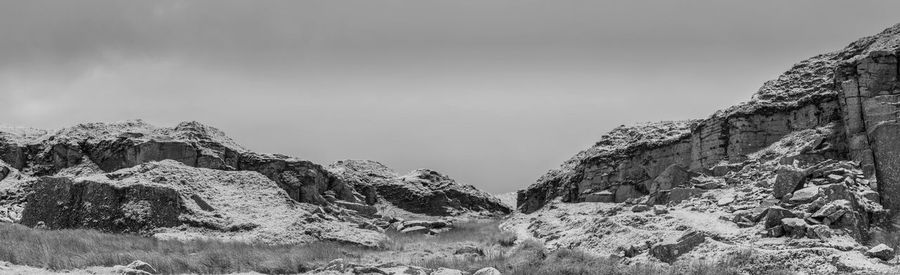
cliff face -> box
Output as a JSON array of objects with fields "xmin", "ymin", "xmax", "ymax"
[{"xmin": 518, "ymin": 24, "xmax": 900, "ymax": 214}]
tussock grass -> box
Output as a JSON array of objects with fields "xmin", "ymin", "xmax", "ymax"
[
  {"xmin": 0, "ymin": 220, "xmax": 809, "ymax": 275},
  {"xmin": 0, "ymin": 223, "xmax": 362, "ymax": 274}
]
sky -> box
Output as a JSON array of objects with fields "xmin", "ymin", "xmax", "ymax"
[{"xmin": 2, "ymin": 1, "xmax": 900, "ymax": 193}]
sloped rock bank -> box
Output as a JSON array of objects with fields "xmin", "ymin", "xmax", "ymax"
[
  {"xmin": 17, "ymin": 160, "xmax": 385, "ymax": 246},
  {"xmin": 329, "ymin": 160, "xmax": 511, "ymax": 216}
]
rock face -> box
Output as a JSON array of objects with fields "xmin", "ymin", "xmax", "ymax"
[
  {"xmin": 0, "ymin": 120, "xmax": 354, "ymax": 206},
  {"xmin": 517, "ymin": 23, "xmax": 900, "ymax": 215},
  {"xmin": 329, "ymin": 160, "xmax": 511, "ymax": 216}
]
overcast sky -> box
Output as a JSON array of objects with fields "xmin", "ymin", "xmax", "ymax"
[{"xmin": 2, "ymin": 1, "xmax": 900, "ymax": 193}]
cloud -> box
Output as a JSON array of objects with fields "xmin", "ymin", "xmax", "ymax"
[{"xmin": 2, "ymin": 1, "xmax": 900, "ymax": 193}]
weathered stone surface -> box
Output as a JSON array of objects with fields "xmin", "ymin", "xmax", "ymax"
[
  {"xmin": 774, "ymin": 166, "xmax": 807, "ymax": 199},
  {"xmin": 650, "ymin": 164, "xmax": 691, "ymax": 194},
  {"xmin": 473, "ymin": 267, "xmax": 502, "ymax": 275},
  {"xmin": 584, "ymin": 191, "xmax": 614, "ymax": 203},
  {"xmin": 867, "ymin": 244, "xmax": 895, "ymax": 261},
  {"xmin": 789, "ymin": 186, "xmax": 820, "ymax": 204},
  {"xmin": 20, "ymin": 177, "xmax": 186, "ymax": 233},
  {"xmin": 649, "ymin": 231, "xmax": 706, "ymax": 263},
  {"xmin": 870, "ymin": 122, "xmax": 900, "ymax": 212},
  {"xmin": 667, "ymin": 188, "xmax": 704, "ymax": 204},
  {"xmin": 763, "ymin": 207, "xmax": 796, "ymax": 229},
  {"xmin": 330, "ymin": 160, "xmax": 511, "ymax": 216},
  {"xmin": 781, "ymin": 218, "xmax": 809, "ymax": 238}
]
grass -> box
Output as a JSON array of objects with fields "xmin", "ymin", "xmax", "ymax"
[
  {"xmin": 0, "ymin": 223, "xmax": 362, "ymax": 274},
  {"xmin": 0, "ymin": 220, "xmax": 817, "ymax": 275}
]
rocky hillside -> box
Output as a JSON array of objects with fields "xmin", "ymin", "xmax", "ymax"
[
  {"xmin": 509, "ymin": 23, "xmax": 900, "ymax": 273},
  {"xmin": 0, "ymin": 120, "xmax": 508, "ymax": 245},
  {"xmin": 328, "ymin": 159, "xmax": 511, "ymax": 216}
]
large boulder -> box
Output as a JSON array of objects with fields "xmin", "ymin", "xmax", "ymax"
[
  {"xmin": 329, "ymin": 160, "xmax": 511, "ymax": 216},
  {"xmin": 866, "ymin": 244, "xmax": 895, "ymax": 261},
  {"xmin": 650, "ymin": 231, "xmax": 706, "ymax": 263},
  {"xmin": 774, "ymin": 166, "xmax": 807, "ymax": 199}
]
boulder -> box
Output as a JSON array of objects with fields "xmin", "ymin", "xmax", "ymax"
[
  {"xmin": 125, "ymin": 261, "xmax": 157, "ymax": 274},
  {"xmin": 789, "ymin": 186, "xmax": 820, "ymax": 204},
  {"xmin": 811, "ymin": 200, "xmax": 851, "ymax": 225},
  {"xmin": 781, "ymin": 218, "xmax": 809, "ymax": 238},
  {"xmin": 473, "ymin": 267, "xmax": 502, "ymax": 275},
  {"xmin": 650, "ymin": 231, "xmax": 706, "ymax": 263},
  {"xmin": 866, "ymin": 244, "xmax": 895, "ymax": 261},
  {"xmin": 774, "ymin": 166, "xmax": 807, "ymax": 199},
  {"xmin": 763, "ymin": 207, "xmax": 796, "ymax": 229},
  {"xmin": 806, "ymin": 224, "xmax": 833, "ymax": 239}
]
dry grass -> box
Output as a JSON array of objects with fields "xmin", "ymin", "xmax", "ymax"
[
  {"xmin": 0, "ymin": 220, "xmax": 809, "ymax": 275},
  {"xmin": 0, "ymin": 223, "xmax": 363, "ymax": 274}
]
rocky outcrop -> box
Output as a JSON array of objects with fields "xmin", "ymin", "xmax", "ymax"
[
  {"xmin": 517, "ymin": 24, "xmax": 900, "ymax": 214},
  {"xmin": 17, "ymin": 160, "xmax": 385, "ymax": 246},
  {"xmin": 20, "ymin": 177, "xmax": 186, "ymax": 232},
  {"xmin": 329, "ymin": 160, "xmax": 511, "ymax": 216},
  {"xmin": 0, "ymin": 120, "xmax": 357, "ymax": 206}
]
